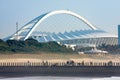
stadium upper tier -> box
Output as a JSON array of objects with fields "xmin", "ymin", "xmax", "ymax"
[{"xmin": 31, "ymin": 29, "xmax": 118, "ymax": 46}]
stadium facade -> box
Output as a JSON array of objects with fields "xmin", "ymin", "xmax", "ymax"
[{"xmin": 8, "ymin": 10, "xmax": 118, "ymax": 47}]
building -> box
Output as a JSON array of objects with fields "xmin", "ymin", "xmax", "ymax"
[{"xmin": 118, "ymin": 25, "xmax": 120, "ymax": 46}]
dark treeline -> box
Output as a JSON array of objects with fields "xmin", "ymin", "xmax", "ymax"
[
  {"xmin": 0, "ymin": 38, "xmax": 120, "ymax": 54},
  {"xmin": 0, "ymin": 38, "xmax": 74, "ymax": 53}
]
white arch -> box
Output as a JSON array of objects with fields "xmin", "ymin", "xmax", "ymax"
[{"xmin": 24, "ymin": 10, "xmax": 97, "ymax": 40}]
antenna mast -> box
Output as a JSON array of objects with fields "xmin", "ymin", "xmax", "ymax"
[{"xmin": 16, "ymin": 22, "xmax": 18, "ymax": 40}]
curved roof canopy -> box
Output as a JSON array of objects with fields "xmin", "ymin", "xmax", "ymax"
[
  {"xmin": 31, "ymin": 29, "xmax": 117, "ymax": 42},
  {"xmin": 9, "ymin": 10, "xmax": 97, "ymax": 40}
]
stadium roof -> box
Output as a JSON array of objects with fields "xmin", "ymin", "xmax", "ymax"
[{"xmin": 31, "ymin": 29, "xmax": 117, "ymax": 42}]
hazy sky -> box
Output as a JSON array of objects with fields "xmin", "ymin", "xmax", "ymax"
[{"xmin": 0, "ymin": 0, "xmax": 120, "ymax": 38}]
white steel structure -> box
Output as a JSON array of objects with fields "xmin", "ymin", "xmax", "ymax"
[{"xmin": 8, "ymin": 10, "xmax": 118, "ymax": 46}]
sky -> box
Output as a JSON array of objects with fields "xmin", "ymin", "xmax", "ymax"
[{"xmin": 0, "ymin": 0, "xmax": 120, "ymax": 38}]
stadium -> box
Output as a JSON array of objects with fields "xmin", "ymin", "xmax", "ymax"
[{"xmin": 8, "ymin": 10, "xmax": 118, "ymax": 47}]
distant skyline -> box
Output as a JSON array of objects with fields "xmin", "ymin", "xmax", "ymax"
[{"xmin": 0, "ymin": 0, "xmax": 120, "ymax": 38}]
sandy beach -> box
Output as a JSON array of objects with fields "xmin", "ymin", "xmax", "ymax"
[{"xmin": 0, "ymin": 53, "xmax": 120, "ymax": 63}]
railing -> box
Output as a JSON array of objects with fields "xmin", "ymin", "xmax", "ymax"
[{"xmin": 0, "ymin": 61, "xmax": 120, "ymax": 67}]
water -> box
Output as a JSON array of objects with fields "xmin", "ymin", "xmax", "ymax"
[{"xmin": 0, "ymin": 76, "xmax": 119, "ymax": 80}]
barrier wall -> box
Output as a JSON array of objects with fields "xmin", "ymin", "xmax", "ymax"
[{"xmin": 0, "ymin": 61, "xmax": 119, "ymax": 67}]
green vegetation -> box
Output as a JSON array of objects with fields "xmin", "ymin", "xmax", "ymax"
[
  {"xmin": 98, "ymin": 44, "xmax": 120, "ymax": 54},
  {"xmin": 0, "ymin": 38, "xmax": 74, "ymax": 53}
]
